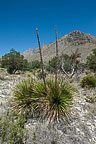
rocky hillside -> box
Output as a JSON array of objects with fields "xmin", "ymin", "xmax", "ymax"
[{"xmin": 23, "ymin": 31, "xmax": 96, "ymax": 63}]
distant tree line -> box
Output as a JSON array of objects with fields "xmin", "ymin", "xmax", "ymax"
[
  {"xmin": 1, "ymin": 48, "xmax": 41, "ymax": 74},
  {"xmin": 0, "ymin": 48, "xmax": 96, "ymax": 74}
]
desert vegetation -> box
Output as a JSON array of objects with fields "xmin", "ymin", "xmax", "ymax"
[
  {"xmin": 13, "ymin": 78, "xmax": 74, "ymax": 122},
  {"xmin": 0, "ymin": 110, "xmax": 27, "ymax": 144},
  {"xmin": 80, "ymin": 75, "xmax": 96, "ymax": 88},
  {"xmin": 86, "ymin": 48, "xmax": 96, "ymax": 72},
  {"xmin": 1, "ymin": 48, "xmax": 28, "ymax": 74},
  {"xmin": 0, "ymin": 29, "xmax": 96, "ymax": 144}
]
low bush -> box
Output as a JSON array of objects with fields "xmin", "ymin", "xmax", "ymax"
[
  {"xmin": 25, "ymin": 60, "xmax": 41, "ymax": 72},
  {"xmin": 86, "ymin": 48, "xmax": 96, "ymax": 72},
  {"xmin": 13, "ymin": 78, "xmax": 74, "ymax": 122},
  {"xmin": 0, "ymin": 110, "xmax": 27, "ymax": 144},
  {"xmin": 80, "ymin": 75, "xmax": 96, "ymax": 88},
  {"xmin": 1, "ymin": 48, "xmax": 28, "ymax": 74}
]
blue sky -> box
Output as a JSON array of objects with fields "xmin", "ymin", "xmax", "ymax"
[{"xmin": 0, "ymin": 0, "xmax": 96, "ymax": 56}]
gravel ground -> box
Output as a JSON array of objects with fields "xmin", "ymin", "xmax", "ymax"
[{"xmin": 0, "ymin": 72, "xmax": 96, "ymax": 144}]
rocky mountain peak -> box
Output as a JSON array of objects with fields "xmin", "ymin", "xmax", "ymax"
[
  {"xmin": 23, "ymin": 31, "xmax": 96, "ymax": 63},
  {"xmin": 66, "ymin": 31, "xmax": 96, "ymax": 45},
  {"xmin": 69, "ymin": 30, "xmax": 85, "ymax": 36}
]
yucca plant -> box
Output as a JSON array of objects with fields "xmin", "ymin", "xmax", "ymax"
[
  {"xmin": 13, "ymin": 78, "xmax": 36, "ymax": 115},
  {"xmin": 13, "ymin": 78, "xmax": 73, "ymax": 122},
  {"xmin": 35, "ymin": 79, "xmax": 73, "ymax": 122}
]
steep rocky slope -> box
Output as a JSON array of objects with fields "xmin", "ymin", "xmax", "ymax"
[{"xmin": 23, "ymin": 31, "xmax": 96, "ymax": 63}]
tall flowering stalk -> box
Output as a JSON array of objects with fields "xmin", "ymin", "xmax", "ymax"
[
  {"xmin": 36, "ymin": 28, "xmax": 46, "ymax": 91},
  {"xmin": 55, "ymin": 26, "xmax": 59, "ymax": 87}
]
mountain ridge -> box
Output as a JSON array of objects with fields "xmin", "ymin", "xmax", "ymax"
[{"xmin": 23, "ymin": 31, "xmax": 96, "ymax": 63}]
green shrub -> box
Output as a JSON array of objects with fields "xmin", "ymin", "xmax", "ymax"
[
  {"xmin": 46, "ymin": 53, "xmax": 80, "ymax": 74},
  {"xmin": 0, "ymin": 110, "xmax": 27, "ymax": 144},
  {"xmin": 13, "ymin": 78, "xmax": 74, "ymax": 122},
  {"xmin": 31, "ymin": 60, "xmax": 41, "ymax": 69},
  {"xmin": 86, "ymin": 48, "xmax": 96, "ymax": 72},
  {"xmin": 80, "ymin": 75, "xmax": 96, "ymax": 88},
  {"xmin": 25, "ymin": 60, "xmax": 41, "ymax": 72},
  {"xmin": 46, "ymin": 57, "xmax": 57, "ymax": 73},
  {"xmin": 1, "ymin": 48, "xmax": 28, "ymax": 74}
]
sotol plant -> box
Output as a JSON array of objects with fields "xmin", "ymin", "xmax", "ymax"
[
  {"xmin": 13, "ymin": 78, "xmax": 35, "ymax": 115},
  {"xmin": 13, "ymin": 78, "xmax": 74, "ymax": 122},
  {"xmin": 36, "ymin": 79, "xmax": 74, "ymax": 122}
]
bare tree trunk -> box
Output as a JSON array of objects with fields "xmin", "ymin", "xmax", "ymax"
[
  {"xmin": 61, "ymin": 57, "xmax": 75, "ymax": 78},
  {"xmin": 55, "ymin": 26, "xmax": 59, "ymax": 87},
  {"xmin": 36, "ymin": 28, "xmax": 46, "ymax": 91},
  {"xmin": 61, "ymin": 48, "xmax": 80, "ymax": 79}
]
